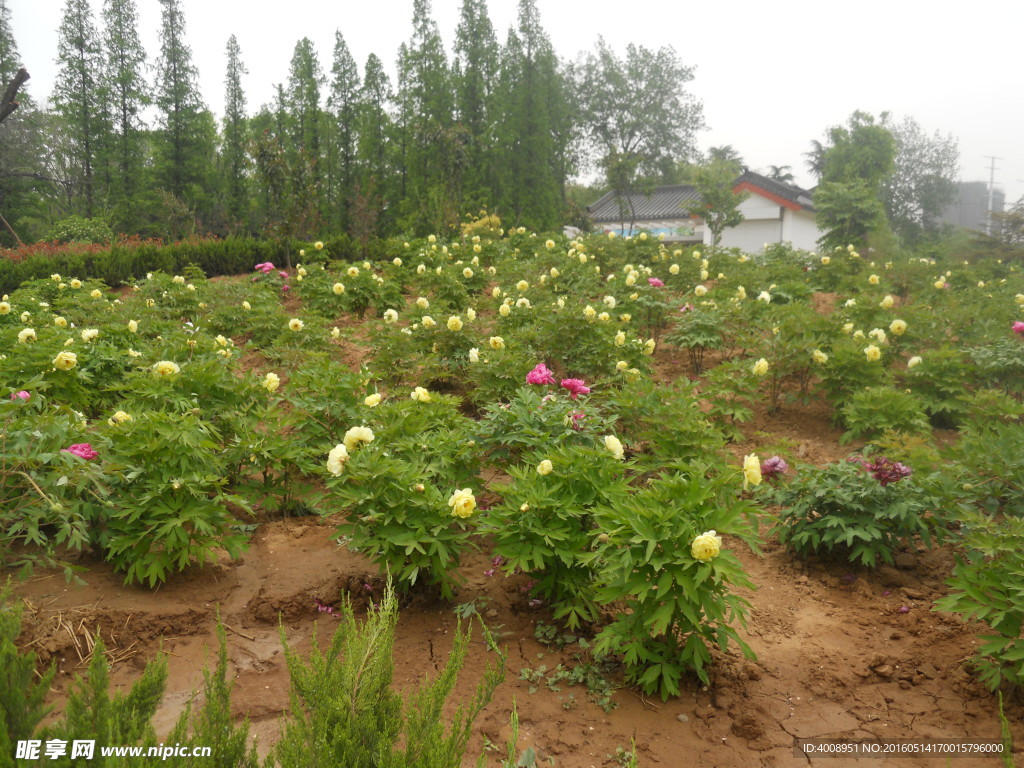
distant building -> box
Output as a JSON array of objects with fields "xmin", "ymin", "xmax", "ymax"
[
  {"xmin": 940, "ymin": 181, "xmax": 1005, "ymax": 235},
  {"xmin": 587, "ymin": 170, "xmax": 823, "ymax": 251}
]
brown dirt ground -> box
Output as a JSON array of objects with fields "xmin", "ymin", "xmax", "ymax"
[{"xmin": 10, "ymin": 291, "xmax": 1024, "ymax": 768}]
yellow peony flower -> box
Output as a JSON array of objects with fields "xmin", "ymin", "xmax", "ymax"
[
  {"xmin": 597, "ymin": 310, "xmax": 609, "ymax": 321},
  {"xmin": 0, "ymin": 301, "xmax": 9, "ymax": 314},
  {"xmin": 616, "ymin": 360, "xmax": 628, "ymax": 371},
  {"xmin": 545, "ymin": 239, "xmax": 555, "ymax": 249},
  {"xmin": 333, "ymin": 282, "xmax": 345, "ymax": 295},
  {"xmin": 90, "ymin": 289, "xmax": 103, "ymax": 299},
  {"xmin": 463, "ymin": 267, "xmax": 474, "ymax": 279},
  {"xmin": 107, "ymin": 410, "xmax": 133, "ymax": 426},
  {"xmin": 489, "ymin": 336, "xmax": 504, "ymax": 350},
  {"xmin": 416, "ymin": 296, "xmax": 429, "ymax": 310},
  {"xmin": 907, "ymin": 355, "xmax": 923, "ymax": 369},
  {"xmin": 53, "ymin": 350, "xmax": 78, "ymax": 370},
  {"xmin": 17, "ymin": 328, "xmax": 36, "ymax": 343},
  {"xmin": 343, "ymin": 426, "xmax": 374, "ymax": 451},
  {"xmin": 331, "ymin": 327, "xmax": 341, "ymax": 339},
  {"xmin": 421, "ymin": 315, "xmax": 436, "ymax": 329},
  {"xmin": 70, "ymin": 279, "xmax": 83, "ymax": 289},
  {"xmin": 583, "ymin": 305, "xmax": 596, "ymax": 321},
  {"xmin": 289, "ymin": 318, "xmax": 304, "ymax": 332},
  {"xmin": 604, "ymin": 434, "xmax": 624, "ymax": 460},
  {"xmin": 80, "ymin": 328, "xmax": 98, "ymax": 342},
  {"xmin": 152, "ymin": 360, "xmax": 180, "ymax": 376},
  {"xmin": 468, "ymin": 347, "xmax": 479, "ymax": 363},
  {"xmin": 643, "ymin": 338, "xmax": 656, "ymax": 355},
  {"xmin": 364, "ymin": 393, "xmax": 382, "ymax": 407},
  {"xmin": 326, "ymin": 444, "xmax": 349, "ymax": 476},
  {"xmin": 889, "ymin": 319, "xmax": 907, "ymax": 336},
  {"xmin": 346, "ymin": 266, "xmax": 359, "ymax": 278},
  {"xmin": 537, "ymin": 459, "xmax": 553, "ymax": 476},
  {"xmin": 550, "ymin": 267, "xmax": 560, "ymax": 279},
  {"xmin": 694, "ymin": 285, "xmax": 708, "ymax": 297},
  {"xmin": 410, "ymin": 386, "xmax": 431, "ymax": 403},
  {"xmin": 447, "ymin": 315, "xmax": 463, "ymax": 332},
  {"xmin": 812, "ymin": 349, "xmax": 829, "ymax": 364},
  {"xmin": 864, "ymin": 344, "xmax": 881, "ymax": 362},
  {"xmin": 742, "ymin": 454, "xmax": 761, "ymax": 489},
  {"xmin": 262, "ymin": 372, "xmax": 280, "ymax": 392},
  {"xmin": 54, "ymin": 316, "xmax": 68, "ymax": 327},
  {"xmin": 868, "ymin": 328, "xmax": 887, "ymax": 344},
  {"xmin": 448, "ymin": 488, "xmax": 476, "ymax": 519},
  {"xmin": 669, "ymin": 263, "xmax": 680, "ymax": 274},
  {"xmin": 614, "ymin": 331, "xmax": 626, "ymax": 347},
  {"xmin": 879, "ymin": 295, "xmax": 894, "ymax": 309},
  {"xmin": 516, "ymin": 280, "xmax": 529, "ymax": 292},
  {"xmin": 751, "ymin": 357, "xmax": 769, "ymax": 376},
  {"xmin": 691, "ymin": 530, "xmax": 723, "ymax": 561},
  {"xmin": 933, "ymin": 280, "xmax": 945, "ymax": 289},
  {"xmin": 868, "ymin": 274, "xmax": 880, "ymax": 285}
]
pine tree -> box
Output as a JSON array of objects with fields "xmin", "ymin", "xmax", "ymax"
[
  {"xmin": 222, "ymin": 34, "xmax": 249, "ymax": 228},
  {"xmin": 453, "ymin": 0, "xmax": 499, "ymax": 211},
  {"xmin": 101, "ymin": 0, "xmax": 148, "ymax": 230},
  {"xmin": 52, "ymin": 0, "xmax": 108, "ymax": 217},
  {"xmin": 153, "ymin": 0, "xmax": 214, "ymax": 219},
  {"xmin": 286, "ymin": 37, "xmax": 323, "ymax": 160},
  {"xmin": 326, "ymin": 30, "xmax": 359, "ymax": 234}
]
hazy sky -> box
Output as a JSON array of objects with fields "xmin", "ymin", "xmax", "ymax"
[{"xmin": 8, "ymin": 0, "xmax": 1024, "ymax": 204}]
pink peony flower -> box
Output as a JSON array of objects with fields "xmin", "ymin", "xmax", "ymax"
[
  {"xmin": 569, "ymin": 410, "xmax": 586, "ymax": 431},
  {"xmin": 281, "ymin": 285, "xmax": 290, "ymax": 292},
  {"xmin": 679, "ymin": 303, "xmax": 694, "ymax": 313},
  {"xmin": 62, "ymin": 443, "xmax": 98, "ymax": 461},
  {"xmin": 526, "ymin": 362, "xmax": 556, "ymax": 386},
  {"xmin": 1013, "ymin": 321, "xmax": 1024, "ymax": 336},
  {"xmin": 648, "ymin": 277, "xmax": 664, "ymax": 287},
  {"xmin": 560, "ymin": 378, "xmax": 590, "ymax": 398},
  {"xmin": 278, "ymin": 271, "xmax": 289, "ymax": 278},
  {"xmin": 10, "ymin": 391, "xmax": 30, "ymax": 401}
]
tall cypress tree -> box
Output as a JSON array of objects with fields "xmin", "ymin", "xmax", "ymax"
[
  {"xmin": 326, "ymin": 31, "xmax": 359, "ymax": 234},
  {"xmin": 153, "ymin": 0, "xmax": 213, "ymax": 217},
  {"xmin": 494, "ymin": 0, "xmax": 570, "ymax": 230},
  {"xmin": 222, "ymin": 34, "xmax": 249, "ymax": 228},
  {"xmin": 395, "ymin": 0, "xmax": 457, "ymax": 233},
  {"xmin": 101, "ymin": 0, "xmax": 148, "ymax": 229},
  {"xmin": 53, "ymin": 0, "xmax": 107, "ymax": 217},
  {"xmin": 0, "ymin": 0, "xmax": 21, "ymax": 87},
  {"xmin": 453, "ymin": 0, "xmax": 499, "ymax": 211},
  {"xmin": 354, "ymin": 53, "xmax": 393, "ymax": 236},
  {"xmin": 285, "ymin": 38, "xmax": 323, "ymax": 236}
]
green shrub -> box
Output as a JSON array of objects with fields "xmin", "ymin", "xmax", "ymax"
[
  {"xmin": 934, "ymin": 511, "xmax": 1024, "ymax": 691},
  {"xmin": 839, "ymin": 386, "xmax": 931, "ymax": 444},
  {"xmin": 0, "ymin": 580, "xmax": 55, "ymax": 752},
  {"xmin": 584, "ymin": 468, "xmax": 760, "ymax": 698},
  {"xmin": 771, "ymin": 457, "xmax": 944, "ymax": 567},
  {"xmin": 48, "ymin": 215, "xmax": 114, "ymax": 245}
]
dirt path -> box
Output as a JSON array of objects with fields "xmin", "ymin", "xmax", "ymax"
[{"xmin": 13, "ymin": 511, "xmax": 1020, "ymax": 767}]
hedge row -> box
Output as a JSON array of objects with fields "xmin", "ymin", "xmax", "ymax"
[{"xmin": 0, "ymin": 235, "xmax": 370, "ymax": 293}]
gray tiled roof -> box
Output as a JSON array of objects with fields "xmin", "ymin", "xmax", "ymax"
[
  {"xmin": 735, "ymin": 170, "xmax": 815, "ymax": 211},
  {"xmin": 588, "ymin": 185, "xmax": 702, "ymax": 223},
  {"xmin": 588, "ymin": 172, "xmax": 814, "ymax": 223}
]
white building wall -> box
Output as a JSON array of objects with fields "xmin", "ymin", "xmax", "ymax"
[
  {"xmin": 717, "ymin": 219, "xmax": 785, "ymax": 252},
  {"xmin": 782, "ymin": 209, "xmax": 822, "ymax": 251}
]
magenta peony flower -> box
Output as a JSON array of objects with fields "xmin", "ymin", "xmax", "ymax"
[
  {"xmin": 859, "ymin": 456, "xmax": 912, "ymax": 486},
  {"xmin": 10, "ymin": 391, "xmax": 30, "ymax": 401},
  {"xmin": 648, "ymin": 277, "xmax": 665, "ymax": 287},
  {"xmin": 281, "ymin": 285, "xmax": 290, "ymax": 292},
  {"xmin": 1013, "ymin": 321, "xmax": 1024, "ymax": 336},
  {"xmin": 560, "ymin": 378, "xmax": 591, "ymax": 398},
  {"xmin": 278, "ymin": 270, "xmax": 289, "ymax": 278},
  {"xmin": 760, "ymin": 455, "xmax": 788, "ymax": 478},
  {"xmin": 526, "ymin": 362, "xmax": 556, "ymax": 385},
  {"xmin": 62, "ymin": 443, "xmax": 98, "ymax": 461}
]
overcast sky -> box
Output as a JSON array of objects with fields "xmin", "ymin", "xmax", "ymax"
[{"xmin": 8, "ymin": 0, "xmax": 1024, "ymax": 205}]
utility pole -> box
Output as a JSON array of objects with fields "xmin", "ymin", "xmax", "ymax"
[{"xmin": 984, "ymin": 156, "xmax": 1001, "ymax": 236}]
